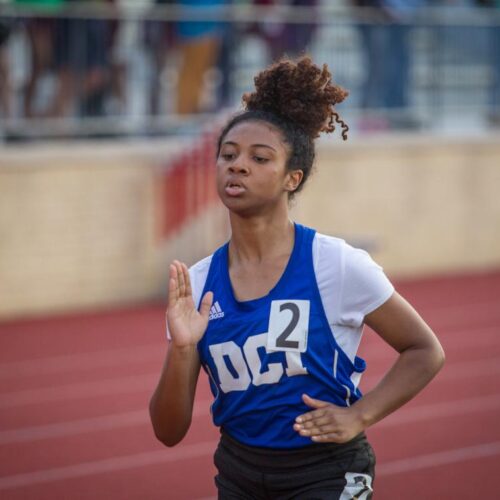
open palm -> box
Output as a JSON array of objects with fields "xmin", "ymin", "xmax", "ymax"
[{"xmin": 167, "ymin": 260, "xmax": 213, "ymax": 348}]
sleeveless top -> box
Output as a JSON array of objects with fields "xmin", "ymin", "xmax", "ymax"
[{"xmin": 186, "ymin": 223, "xmax": 394, "ymax": 449}]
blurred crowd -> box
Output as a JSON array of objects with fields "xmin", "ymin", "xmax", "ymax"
[{"xmin": 0, "ymin": 0, "xmax": 499, "ymax": 130}]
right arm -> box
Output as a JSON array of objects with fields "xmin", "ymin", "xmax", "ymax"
[{"xmin": 149, "ymin": 261, "xmax": 213, "ymax": 447}]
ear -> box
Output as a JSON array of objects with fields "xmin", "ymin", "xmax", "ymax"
[{"xmin": 284, "ymin": 169, "xmax": 304, "ymax": 193}]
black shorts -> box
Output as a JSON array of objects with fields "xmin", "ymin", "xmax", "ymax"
[{"xmin": 214, "ymin": 430, "xmax": 376, "ymax": 500}]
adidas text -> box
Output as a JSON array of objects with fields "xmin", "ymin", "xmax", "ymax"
[{"xmin": 209, "ymin": 302, "xmax": 225, "ymax": 320}]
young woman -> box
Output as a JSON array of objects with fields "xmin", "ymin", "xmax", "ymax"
[{"xmin": 150, "ymin": 57, "xmax": 445, "ymax": 499}]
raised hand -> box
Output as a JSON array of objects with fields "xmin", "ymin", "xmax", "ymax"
[
  {"xmin": 293, "ymin": 394, "xmax": 365, "ymax": 444},
  {"xmin": 167, "ymin": 260, "xmax": 213, "ymax": 348}
]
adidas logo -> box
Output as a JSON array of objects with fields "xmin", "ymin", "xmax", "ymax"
[{"xmin": 209, "ymin": 301, "xmax": 225, "ymax": 320}]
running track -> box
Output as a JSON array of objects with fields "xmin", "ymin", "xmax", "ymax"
[{"xmin": 1, "ymin": 270, "xmax": 499, "ymax": 499}]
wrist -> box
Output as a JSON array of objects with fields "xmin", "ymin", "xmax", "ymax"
[
  {"xmin": 169, "ymin": 342, "xmax": 199, "ymax": 357},
  {"xmin": 351, "ymin": 399, "xmax": 376, "ymax": 429}
]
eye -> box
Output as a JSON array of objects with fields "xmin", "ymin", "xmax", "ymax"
[
  {"xmin": 220, "ymin": 152, "xmax": 235, "ymax": 161},
  {"xmin": 253, "ymin": 156, "xmax": 269, "ymax": 164}
]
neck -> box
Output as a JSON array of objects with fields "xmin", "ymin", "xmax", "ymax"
[{"xmin": 228, "ymin": 210, "xmax": 294, "ymax": 263}]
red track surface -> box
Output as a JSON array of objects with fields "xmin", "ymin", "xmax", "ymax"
[{"xmin": 1, "ymin": 270, "xmax": 499, "ymax": 499}]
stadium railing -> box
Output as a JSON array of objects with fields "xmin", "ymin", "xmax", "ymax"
[{"xmin": 0, "ymin": 2, "xmax": 499, "ymax": 140}]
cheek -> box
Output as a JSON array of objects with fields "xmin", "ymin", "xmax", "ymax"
[{"xmin": 266, "ymin": 164, "xmax": 289, "ymax": 186}]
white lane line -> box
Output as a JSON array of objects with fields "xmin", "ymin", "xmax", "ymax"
[
  {"xmin": 0, "ymin": 344, "xmax": 162, "ymax": 380},
  {"xmin": 419, "ymin": 299, "xmax": 500, "ymax": 316},
  {"xmin": 0, "ymin": 319, "xmax": 497, "ymax": 382},
  {"xmin": 378, "ymin": 441, "xmax": 500, "ymax": 476},
  {"xmin": 1, "ymin": 439, "xmax": 499, "ymax": 491},
  {"xmin": 1, "ymin": 300, "xmax": 498, "ymax": 377},
  {"xmin": 2, "ymin": 355, "xmax": 500, "ymax": 410},
  {"xmin": 0, "ymin": 440, "xmax": 218, "ymax": 491},
  {"xmin": 0, "ymin": 374, "xmax": 156, "ymax": 409},
  {"xmin": 1, "ymin": 392, "xmax": 499, "ymax": 446},
  {"xmin": 362, "ymin": 355, "xmax": 500, "ymax": 388},
  {"xmin": 432, "ymin": 325, "xmax": 499, "ymax": 342},
  {"xmin": 16, "ymin": 323, "xmax": 494, "ymax": 383},
  {"xmin": 416, "ymin": 309, "xmax": 500, "ymax": 333},
  {"xmin": 0, "ymin": 401, "xmax": 211, "ymax": 444},
  {"xmin": 0, "ymin": 410, "xmax": 147, "ymax": 445},
  {"xmin": 376, "ymin": 393, "xmax": 500, "ymax": 428},
  {"xmin": 361, "ymin": 325, "xmax": 500, "ymax": 363}
]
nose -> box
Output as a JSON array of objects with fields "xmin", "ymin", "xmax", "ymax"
[{"xmin": 228, "ymin": 161, "xmax": 249, "ymax": 175}]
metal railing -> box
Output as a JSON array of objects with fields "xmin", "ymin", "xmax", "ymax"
[{"xmin": 0, "ymin": 2, "xmax": 499, "ymax": 140}]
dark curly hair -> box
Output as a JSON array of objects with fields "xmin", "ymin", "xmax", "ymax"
[{"xmin": 217, "ymin": 56, "xmax": 349, "ymax": 197}]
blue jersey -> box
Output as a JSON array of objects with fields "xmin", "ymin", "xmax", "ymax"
[{"xmin": 193, "ymin": 223, "xmax": 393, "ymax": 449}]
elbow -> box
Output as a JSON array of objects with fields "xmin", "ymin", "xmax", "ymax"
[
  {"xmin": 428, "ymin": 338, "xmax": 445, "ymax": 376},
  {"xmin": 435, "ymin": 342, "xmax": 446, "ymax": 371},
  {"xmin": 149, "ymin": 402, "xmax": 191, "ymax": 447},
  {"xmin": 152, "ymin": 428, "xmax": 185, "ymax": 448},
  {"xmin": 151, "ymin": 419, "xmax": 190, "ymax": 447}
]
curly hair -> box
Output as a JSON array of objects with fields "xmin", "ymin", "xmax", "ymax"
[{"xmin": 217, "ymin": 56, "xmax": 349, "ymax": 197}]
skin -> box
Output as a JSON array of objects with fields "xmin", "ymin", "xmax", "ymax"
[{"xmin": 149, "ymin": 120, "xmax": 445, "ymax": 447}]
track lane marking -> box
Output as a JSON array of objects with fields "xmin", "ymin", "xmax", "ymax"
[
  {"xmin": 1, "ymin": 324, "xmax": 497, "ymax": 381},
  {"xmin": 0, "ymin": 440, "xmax": 217, "ymax": 491},
  {"xmin": 1, "ymin": 440, "xmax": 499, "ymax": 491},
  {"xmin": 362, "ymin": 355, "xmax": 500, "ymax": 389},
  {"xmin": 2, "ymin": 355, "xmax": 500, "ymax": 409},
  {"xmin": 1, "ymin": 393, "xmax": 500, "ymax": 444},
  {"xmin": 0, "ymin": 374, "xmax": 156, "ymax": 409},
  {"xmin": 0, "ymin": 343, "xmax": 163, "ymax": 380},
  {"xmin": 378, "ymin": 441, "xmax": 500, "ymax": 476},
  {"xmin": 0, "ymin": 401, "xmax": 209, "ymax": 444}
]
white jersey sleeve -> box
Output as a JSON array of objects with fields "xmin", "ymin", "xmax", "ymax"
[
  {"xmin": 166, "ymin": 255, "xmax": 212, "ymax": 341},
  {"xmin": 313, "ymin": 233, "xmax": 394, "ymax": 362}
]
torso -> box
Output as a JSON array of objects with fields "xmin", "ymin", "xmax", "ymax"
[{"xmin": 188, "ymin": 223, "xmax": 394, "ymax": 449}]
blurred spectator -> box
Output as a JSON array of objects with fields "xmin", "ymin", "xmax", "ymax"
[
  {"xmin": 14, "ymin": 0, "xmax": 63, "ymax": 117},
  {"xmin": 213, "ymin": 0, "xmax": 238, "ymax": 109},
  {"xmin": 175, "ymin": 0, "xmax": 227, "ymax": 115},
  {"xmin": 48, "ymin": 0, "xmax": 115, "ymax": 117},
  {"xmin": 143, "ymin": 0, "xmax": 176, "ymax": 115},
  {"xmin": 0, "ymin": 15, "xmax": 11, "ymax": 118},
  {"xmin": 476, "ymin": 0, "xmax": 500, "ymax": 125},
  {"xmin": 249, "ymin": 0, "xmax": 319, "ymax": 62},
  {"xmin": 105, "ymin": 0, "xmax": 125, "ymax": 115},
  {"xmin": 352, "ymin": 0, "xmax": 426, "ymax": 130}
]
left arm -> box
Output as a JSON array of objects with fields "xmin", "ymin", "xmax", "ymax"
[{"xmin": 294, "ymin": 291, "xmax": 445, "ymax": 443}]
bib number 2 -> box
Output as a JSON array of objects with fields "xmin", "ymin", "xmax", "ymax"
[{"xmin": 267, "ymin": 300, "xmax": 309, "ymax": 352}]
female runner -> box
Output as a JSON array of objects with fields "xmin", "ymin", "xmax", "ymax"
[{"xmin": 150, "ymin": 56, "xmax": 445, "ymax": 499}]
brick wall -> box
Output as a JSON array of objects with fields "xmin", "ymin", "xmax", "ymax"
[{"xmin": 1, "ymin": 134, "xmax": 499, "ymax": 319}]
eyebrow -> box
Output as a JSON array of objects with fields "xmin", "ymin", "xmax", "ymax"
[{"xmin": 222, "ymin": 141, "xmax": 277, "ymax": 152}]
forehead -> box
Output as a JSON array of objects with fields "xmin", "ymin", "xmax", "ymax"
[{"xmin": 222, "ymin": 120, "xmax": 286, "ymax": 152}]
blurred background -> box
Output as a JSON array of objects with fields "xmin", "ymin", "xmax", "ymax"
[{"xmin": 0, "ymin": 1, "xmax": 499, "ymax": 499}]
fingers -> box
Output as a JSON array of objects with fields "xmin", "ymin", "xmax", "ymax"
[
  {"xmin": 294, "ymin": 395, "xmax": 354, "ymax": 443},
  {"xmin": 293, "ymin": 417, "xmax": 346, "ymax": 443},
  {"xmin": 294, "ymin": 410, "xmax": 334, "ymax": 437},
  {"xmin": 167, "ymin": 264, "xmax": 178, "ymax": 308},
  {"xmin": 294, "ymin": 394, "xmax": 329, "ymax": 424},
  {"xmin": 174, "ymin": 260, "xmax": 186, "ymax": 297},
  {"xmin": 182, "ymin": 262, "xmax": 192, "ymax": 297},
  {"xmin": 199, "ymin": 291, "xmax": 213, "ymax": 319},
  {"xmin": 167, "ymin": 260, "xmax": 190, "ymax": 309},
  {"xmin": 296, "ymin": 412, "xmax": 331, "ymax": 429},
  {"xmin": 302, "ymin": 393, "xmax": 329, "ymax": 409},
  {"xmin": 294, "ymin": 419, "xmax": 336, "ymax": 436},
  {"xmin": 310, "ymin": 432, "xmax": 344, "ymax": 443}
]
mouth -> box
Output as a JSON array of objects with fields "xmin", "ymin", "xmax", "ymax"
[{"xmin": 224, "ymin": 180, "xmax": 246, "ymax": 197}]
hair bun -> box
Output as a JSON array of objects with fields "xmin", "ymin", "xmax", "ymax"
[{"xmin": 242, "ymin": 56, "xmax": 349, "ymax": 140}]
